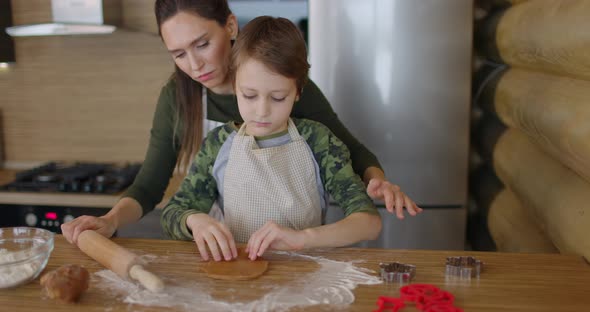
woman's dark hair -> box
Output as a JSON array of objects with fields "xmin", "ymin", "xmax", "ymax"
[
  {"xmin": 155, "ymin": 0, "xmax": 233, "ymax": 170},
  {"xmin": 230, "ymin": 16, "xmax": 310, "ymax": 94}
]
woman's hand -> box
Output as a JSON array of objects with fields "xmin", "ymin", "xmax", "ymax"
[
  {"xmin": 186, "ymin": 213, "xmax": 238, "ymax": 262},
  {"xmin": 61, "ymin": 215, "xmax": 117, "ymax": 245},
  {"xmin": 246, "ymin": 221, "xmax": 306, "ymax": 260},
  {"xmin": 61, "ymin": 198, "xmax": 143, "ymax": 245},
  {"xmin": 366, "ymin": 178, "xmax": 423, "ymax": 219}
]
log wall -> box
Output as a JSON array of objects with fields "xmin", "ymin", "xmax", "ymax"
[
  {"xmin": 482, "ymin": 0, "xmax": 590, "ymax": 80},
  {"xmin": 488, "ymin": 189, "xmax": 558, "ymax": 253},
  {"xmin": 494, "ymin": 129, "xmax": 590, "ymax": 259},
  {"xmin": 473, "ymin": 0, "xmax": 590, "ymax": 260}
]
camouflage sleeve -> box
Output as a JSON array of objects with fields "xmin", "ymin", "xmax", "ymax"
[
  {"xmin": 161, "ymin": 124, "xmax": 233, "ymax": 240},
  {"xmin": 296, "ymin": 119, "xmax": 379, "ymax": 216}
]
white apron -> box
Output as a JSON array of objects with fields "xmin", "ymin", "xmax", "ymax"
[{"xmin": 223, "ymin": 119, "xmax": 322, "ymax": 243}]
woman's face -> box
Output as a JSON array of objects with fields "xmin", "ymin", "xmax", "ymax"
[{"xmin": 160, "ymin": 11, "xmax": 237, "ymax": 94}]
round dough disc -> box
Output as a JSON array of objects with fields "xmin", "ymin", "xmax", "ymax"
[{"xmin": 203, "ymin": 250, "xmax": 269, "ymax": 281}]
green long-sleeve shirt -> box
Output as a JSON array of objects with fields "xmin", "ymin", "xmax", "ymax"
[{"xmin": 123, "ymin": 77, "xmax": 382, "ymax": 216}]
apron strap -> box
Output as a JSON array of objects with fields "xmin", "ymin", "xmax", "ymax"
[{"xmin": 202, "ymin": 88, "xmax": 224, "ymax": 134}]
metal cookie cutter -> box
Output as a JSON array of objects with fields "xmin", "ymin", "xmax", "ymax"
[
  {"xmin": 445, "ymin": 256, "xmax": 483, "ymax": 279},
  {"xmin": 379, "ymin": 262, "xmax": 416, "ymax": 283}
]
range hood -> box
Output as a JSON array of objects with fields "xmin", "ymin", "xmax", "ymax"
[{"xmin": 6, "ymin": 0, "xmax": 117, "ymax": 37}]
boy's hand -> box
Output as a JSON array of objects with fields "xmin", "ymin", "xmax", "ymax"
[
  {"xmin": 245, "ymin": 221, "xmax": 305, "ymax": 260},
  {"xmin": 186, "ymin": 213, "xmax": 238, "ymax": 262},
  {"xmin": 366, "ymin": 178, "xmax": 423, "ymax": 219}
]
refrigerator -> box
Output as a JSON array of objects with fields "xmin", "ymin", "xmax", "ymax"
[{"xmin": 309, "ymin": 0, "xmax": 472, "ymax": 250}]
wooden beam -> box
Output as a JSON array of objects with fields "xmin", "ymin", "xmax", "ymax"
[
  {"xmin": 488, "ymin": 188, "xmax": 558, "ymax": 253},
  {"xmin": 487, "ymin": 68, "xmax": 590, "ymax": 183},
  {"xmin": 479, "ymin": 0, "xmax": 590, "ymax": 80},
  {"xmin": 493, "ymin": 129, "xmax": 590, "ymax": 260}
]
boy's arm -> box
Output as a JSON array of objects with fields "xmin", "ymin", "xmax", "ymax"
[
  {"xmin": 161, "ymin": 127, "xmax": 228, "ymax": 240},
  {"xmin": 246, "ymin": 121, "xmax": 381, "ymax": 258},
  {"xmin": 301, "ymin": 212, "xmax": 381, "ymax": 248}
]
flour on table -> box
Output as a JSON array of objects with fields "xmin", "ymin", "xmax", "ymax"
[
  {"xmin": 0, "ymin": 248, "xmax": 40, "ymax": 288},
  {"xmin": 93, "ymin": 251, "xmax": 381, "ymax": 312}
]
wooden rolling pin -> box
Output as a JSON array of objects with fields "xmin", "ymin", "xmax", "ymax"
[{"xmin": 77, "ymin": 230, "xmax": 164, "ymax": 292}]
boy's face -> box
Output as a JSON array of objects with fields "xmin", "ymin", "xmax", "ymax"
[{"xmin": 235, "ymin": 58, "xmax": 298, "ymax": 137}]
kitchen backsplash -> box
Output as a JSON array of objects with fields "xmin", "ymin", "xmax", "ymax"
[{"xmin": 0, "ymin": 1, "xmax": 172, "ymax": 163}]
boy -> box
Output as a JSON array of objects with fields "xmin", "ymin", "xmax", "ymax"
[{"xmin": 162, "ymin": 16, "xmax": 383, "ymax": 261}]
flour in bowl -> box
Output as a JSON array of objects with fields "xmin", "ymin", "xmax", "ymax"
[{"xmin": 0, "ymin": 248, "xmax": 40, "ymax": 288}]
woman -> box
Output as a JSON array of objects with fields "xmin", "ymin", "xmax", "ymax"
[{"xmin": 61, "ymin": 0, "xmax": 421, "ymax": 245}]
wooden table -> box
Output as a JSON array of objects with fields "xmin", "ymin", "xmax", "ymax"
[{"xmin": 1, "ymin": 236, "xmax": 589, "ymax": 311}]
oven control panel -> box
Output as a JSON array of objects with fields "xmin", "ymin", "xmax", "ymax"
[{"xmin": 2, "ymin": 204, "xmax": 109, "ymax": 234}]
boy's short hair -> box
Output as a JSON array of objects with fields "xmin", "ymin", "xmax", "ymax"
[{"xmin": 230, "ymin": 16, "xmax": 310, "ymax": 94}]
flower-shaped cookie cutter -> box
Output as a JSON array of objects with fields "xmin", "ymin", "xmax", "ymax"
[
  {"xmin": 445, "ymin": 256, "xmax": 483, "ymax": 279},
  {"xmin": 379, "ymin": 262, "xmax": 416, "ymax": 283}
]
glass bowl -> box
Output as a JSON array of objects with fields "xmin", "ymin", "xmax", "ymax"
[{"xmin": 0, "ymin": 227, "xmax": 54, "ymax": 288}]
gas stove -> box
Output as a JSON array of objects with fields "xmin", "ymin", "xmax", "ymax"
[
  {"xmin": 0, "ymin": 162, "xmax": 141, "ymax": 194},
  {"xmin": 0, "ymin": 162, "xmax": 141, "ymax": 233}
]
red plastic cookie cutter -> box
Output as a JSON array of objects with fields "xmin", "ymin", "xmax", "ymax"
[
  {"xmin": 415, "ymin": 290, "xmax": 455, "ymax": 310},
  {"xmin": 376, "ymin": 283, "xmax": 462, "ymax": 312},
  {"xmin": 373, "ymin": 296, "xmax": 405, "ymax": 312},
  {"xmin": 400, "ymin": 284, "xmax": 456, "ymax": 309},
  {"xmin": 399, "ymin": 284, "xmax": 443, "ymax": 302}
]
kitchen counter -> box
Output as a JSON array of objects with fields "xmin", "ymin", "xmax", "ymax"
[
  {"xmin": 1, "ymin": 235, "xmax": 589, "ymax": 311},
  {"xmin": 0, "ymin": 168, "xmax": 117, "ymax": 208},
  {"xmin": 0, "ymin": 168, "xmax": 184, "ymax": 209}
]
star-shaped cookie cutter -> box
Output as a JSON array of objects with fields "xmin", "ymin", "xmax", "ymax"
[
  {"xmin": 379, "ymin": 262, "xmax": 416, "ymax": 283},
  {"xmin": 445, "ymin": 256, "xmax": 483, "ymax": 279}
]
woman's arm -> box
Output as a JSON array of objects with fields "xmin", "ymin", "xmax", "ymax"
[
  {"xmin": 61, "ymin": 81, "xmax": 179, "ymax": 244},
  {"xmin": 363, "ymin": 166, "xmax": 422, "ymax": 219},
  {"xmin": 102, "ymin": 198, "xmax": 143, "ymax": 229},
  {"xmin": 123, "ymin": 80, "xmax": 179, "ymax": 216},
  {"xmin": 293, "ymin": 79, "xmax": 383, "ymax": 178},
  {"xmin": 60, "ymin": 197, "xmax": 142, "ymax": 244},
  {"xmin": 296, "ymin": 81, "xmax": 422, "ymax": 218}
]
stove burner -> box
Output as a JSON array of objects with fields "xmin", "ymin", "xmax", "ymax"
[{"xmin": 1, "ymin": 162, "xmax": 141, "ymax": 194}]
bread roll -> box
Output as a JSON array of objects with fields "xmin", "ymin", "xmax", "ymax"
[{"xmin": 40, "ymin": 264, "xmax": 89, "ymax": 303}]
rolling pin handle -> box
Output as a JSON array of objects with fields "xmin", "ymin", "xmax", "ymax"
[{"xmin": 129, "ymin": 265, "xmax": 164, "ymax": 293}]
